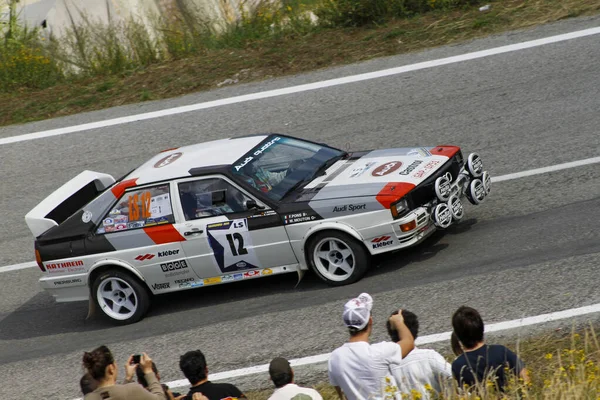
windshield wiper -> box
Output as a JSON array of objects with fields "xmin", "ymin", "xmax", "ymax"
[{"xmin": 280, "ymin": 153, "xmax": 347, "ymax": 200}]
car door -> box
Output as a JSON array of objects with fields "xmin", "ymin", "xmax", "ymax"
[{"xmin": 172, "ymin": 175, "xmax": 298, "ymax": 280}]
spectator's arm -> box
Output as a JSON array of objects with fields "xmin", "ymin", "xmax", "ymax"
[
  {"xmin": 334, "ymin": 386, "xmax": 345, "ymax": 400},
  {"xmin": 519, "ymin": 368, "xmax": 531, "ymax": 384},
  {"xmin": 388, "ymin": 311, "xmax": 415, "ymax": 358}
]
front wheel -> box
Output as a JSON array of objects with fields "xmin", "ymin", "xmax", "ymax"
[
  {"xmin": 307, "ymin": 231, "xmax": 370, "ymax": 286},
  {"xmin": 92, "ymin": 269, "xmax": 151, "ymax": 325}
]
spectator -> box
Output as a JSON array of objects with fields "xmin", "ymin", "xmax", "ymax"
[
  {"xmin": 80, "ymin": 373, "xmax": 98, "ymax": 396},
  {"xmin": 136, "ymin": 362, "xmax": 182, "ymax": 399},
  {"xmin": 179, "ymin": 350, "xmax": 246, "ymax": 400},
  {"xmin": 82, "ymin": 345, "xmax": 166, "ymax": 400},
  {"xmin": 267, "ymin": 357, "xmax": 323, "ymax": 400},
  {"xmin": 451, "ymin": 306, "xmax": 530, "ymax": 391},
  {"xmin": 386, "ymin": 310, "xmax": 452, "ymax": 398},
  {"xmin": 328, "ymin": 293, "xmax": 415, "ymax": 400}
]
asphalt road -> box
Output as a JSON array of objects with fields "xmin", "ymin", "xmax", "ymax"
[{"xmin": 1, "ymin": 15, "xmax": 600, "ymax": 400}]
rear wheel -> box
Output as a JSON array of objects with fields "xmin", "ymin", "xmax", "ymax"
[
  {"xmin": 307, "ymin": 231, "xmax": 370, "ymax": 286},
  {"xmin": 92, "ymin": 269, "xmax": 150, "ymax": 325}
]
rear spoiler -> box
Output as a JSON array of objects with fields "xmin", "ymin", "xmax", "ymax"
[{"xmin": 25, "ymin": 171, "xmax": 115, "ymax": 238}]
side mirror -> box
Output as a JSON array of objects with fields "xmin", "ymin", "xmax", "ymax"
[{"xmin": 244, "ymin": 199, "xmax": 264, "ymax": 210}]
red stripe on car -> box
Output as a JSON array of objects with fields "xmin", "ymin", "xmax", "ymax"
[
  {"xmin": 111, "ymin": 178, "xmax": 138, "ymax": 198},
  {"xmin": 144, "ymin": 225, "xmax": 186, "ymax": 245},
  {"xmin": 430, "ymin": 146, "xmax": 461, "ymax": 158},
  {"xmin": 376, "ymin": 182, "xmax": 415, "ymax": 209}
]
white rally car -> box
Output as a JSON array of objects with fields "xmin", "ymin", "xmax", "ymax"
[{"xmin": 26, "ymin": 134, "xmax": 490, "ymax": 324}]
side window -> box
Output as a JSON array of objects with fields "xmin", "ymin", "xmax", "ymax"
[
  {"xmin": 178, "ymin": 178, "xmax": 251, "ymax": 221},
  {"xmin": 96, "ymin": 184, "xmax": 174, "ymax": 234}
]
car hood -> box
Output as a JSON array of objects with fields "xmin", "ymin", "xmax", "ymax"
[{"xmin": 299, "ymin": 146, "xmax": 460, "ymax": 215}]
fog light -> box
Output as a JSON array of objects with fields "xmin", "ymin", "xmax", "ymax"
[
  {"xmin": 466, "ymin": 178, "xmax": 486, "ymax": 205},
  {"xmin": 448, "ymin": 194, "xmax": 464, "ymax": 220},
  {"xmin": 434, "ymin": 174, "xmax": 452, "ymax": 201},
  {"xmin": 433, "ymin": 203, "xmax": 452, "ymax": 228},
  {"xmin": 400, "ymin": 220, "xmax": 417, "ymax": 232},
  {"xmin": 467, "ymin": 153, "xmax": 483, "ymax": 178}
]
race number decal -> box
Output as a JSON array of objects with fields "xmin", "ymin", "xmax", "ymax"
[{"xmin": 206, "ymin": 219, "xmax": 259, "ymax": 273}]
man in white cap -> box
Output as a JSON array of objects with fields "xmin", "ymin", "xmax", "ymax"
[{"xmin": 328, "ymin": 293, "xmax": 415, "ymax": 400}]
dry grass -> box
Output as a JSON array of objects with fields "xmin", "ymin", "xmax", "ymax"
[
  {"xmin": 1, "ymin": 0, "xmax": 599, "ymax": 127},
  {"xmin": 243, "ymin": 325, "xmax": 600, "ymax": 400}
]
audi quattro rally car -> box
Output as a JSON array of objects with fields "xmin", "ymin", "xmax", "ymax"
[{"xmin": 25, "ymin": 134, "xmax": 490, "ymax": 324}]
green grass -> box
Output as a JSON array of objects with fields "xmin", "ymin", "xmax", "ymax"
[{"xmin": 1, "ymin": 0, "xmax": 600, "ymax": 126}]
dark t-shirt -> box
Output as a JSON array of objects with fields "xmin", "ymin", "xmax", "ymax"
[
  {"xmin": 452, "ymin": 344, "xmax": 525, "ymax": 390},
  {"xmin": 185, "ymin": 381, "xmax": 244, "ymax": 400}
]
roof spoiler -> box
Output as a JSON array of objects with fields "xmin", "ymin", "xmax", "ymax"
[{"xmin": 25, "ymin": 171, "xmax": 115, "ymax": 238}]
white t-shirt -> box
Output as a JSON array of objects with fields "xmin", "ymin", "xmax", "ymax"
[
  {"xmin": 390, "ymin": 347, "xmax": 452, "ymax": 399},
  {"xmin": 267, "ymin": 383, "xmax": 323, "ymax": 400},
  {"xmin": 328, "ymin": 341, "xmax": 403, "ymax": 400}
]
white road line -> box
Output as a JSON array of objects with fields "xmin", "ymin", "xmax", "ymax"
[
  {"xmin": 2, "ymin": 154, "xmax": 599, "ymax": 275},
  {"xmin": 2, "ymin": 26, "xmax": 600, "ymax": 147},
  {"xmin": 159, "ymin": 303, "xmax": 600, "ymax": 390}
]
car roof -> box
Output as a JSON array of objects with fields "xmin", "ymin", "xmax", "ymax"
[{"xmin": 127, "ymin": 135, "xmax": 268, "ymax": 185}]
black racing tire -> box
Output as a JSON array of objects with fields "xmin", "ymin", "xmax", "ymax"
[
  {"xmin": 91, "ymin": 269, "xmax": 151, "ymax": 325},
  {"xmin": 306, "ymin": 230, "xmax": 371, "ymax": 286}
]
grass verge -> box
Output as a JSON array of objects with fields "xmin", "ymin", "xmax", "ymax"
[
  {"xmin": 244, "ymin": 325, "xmax": 600, "ymax": 399},
  {"xmin": 1, "ymin": 0, "xmax": 600, "ymax": 127}
]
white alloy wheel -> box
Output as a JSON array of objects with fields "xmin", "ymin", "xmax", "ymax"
[
  {"xmin": 313, "ymin": 238, "xmax": 357, "ymax": 282},
  {"xmin": 467, "ymin": 153, "xmax": 484, "ymax": 178},
  {"xmin": 96, "ymin": 276, "xmax": 139, "ymax": 321}
]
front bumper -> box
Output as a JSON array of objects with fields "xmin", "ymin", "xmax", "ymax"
[{"xmin": 364, "ymin": 152, "xmax": 491, "ymax": 254}]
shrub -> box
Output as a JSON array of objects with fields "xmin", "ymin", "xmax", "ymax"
[{"xmin": 315, "ymin": 0, "xmax": 482, "ymax": 27}]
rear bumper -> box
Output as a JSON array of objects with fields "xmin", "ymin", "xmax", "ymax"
[{"xmin": 39, "ymin": 274, "xmax": 89, "ymax": 302}]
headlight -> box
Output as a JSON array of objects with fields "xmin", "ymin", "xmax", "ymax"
[{"xmin": 390, "ymin": 199, "xmax": 408, "ymax": 218}]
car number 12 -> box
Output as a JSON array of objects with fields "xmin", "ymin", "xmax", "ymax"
[{"xmin": 206, "ymin": 219, "xmax": 259, "ymax": 273}]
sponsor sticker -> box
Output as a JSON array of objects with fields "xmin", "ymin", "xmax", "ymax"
[
  {"xmin": 174, "ymin": 277, "xmax": 195, "ymax": 284},
  {"xmin": 243, "ymin": 270, "xmax": 260, "ymax": 279},
  {"xmin": 332, "ymin": 204, "xmax": 366, "ymax": 213},
  {"xmin": 114, "ymin": 215, "xmax": 128, "ymax": 224},
  {"xmin": 398, "ymin": 160, "xmax": 423, "ymax": 175},
  {"xmin": 115, "ymin": 223, "xmax": 127, "ymax": 231},
  {"xmin": 371, "ymin": 235, "xmax": 394, "ymax": 249},
  {"xmin": 261, "ymin": 268, "xmax": 273, "ymax": 276},
  {"xmin": 160, "ymin": 260, "xmax": 188, "ymax": 272},
  {"xmin": 349, "ymin": 161, "xmax": 376, "ymax": 178},
  {"xmin": 203, "ymin": 277, "xmax": 222, "ymax": 285},
  {"xmin": 152, "ymin": 282, "xmax": 170, "ymax": 290},
  {"xmin": 46, "ymin": 260, "xmax": 85, "ymax": 274},
  {"xmin": 158, "ymin": 250, "xmax": 180, "ymax": 257},
  {"xmin": 103, "ymin": 218, "xmax": 115, "ymax": 227},
  {"xmin": 412, "ymin": 160, "xmax": 442, "ymax": 179},
  {"xmin": 233, "ymin": 273, "xmax": 244, "ymax": 281},
  {"xmin": 371, "ymin": 161, "xmax": 403, "ymax": 177},
  {"xmin": 222, "ymin": 275, "xmax": 235, "ymax": 282},
  {"xmin": 234, "ymin": 137, "xmax": 281, "ymax": 171},
  {"xmin": 191, "ymin": 281, "xmax": 205, "ymax": 288},
  {"xmin": 154, "ymin": 152, "xmax": 183, "ymax": 168},
  {"xmin": 53, "ymin": 278, "xmax": 83, "ymax": 286},
  {"xmin": 127, "ymin": 221, "xmax": 145, "ymax": 229},
  {"xmin": 81, "ymin": 211, "xmax": 93, "ymax": 223},
  {"xmin": 135, "ymin": 254, "xmax": 155, "ymax": 261}
]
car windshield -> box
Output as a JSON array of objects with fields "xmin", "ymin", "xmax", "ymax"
[{"xmin": 232, "ymin": 136, "xmax": 346, "ymax": 201}]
